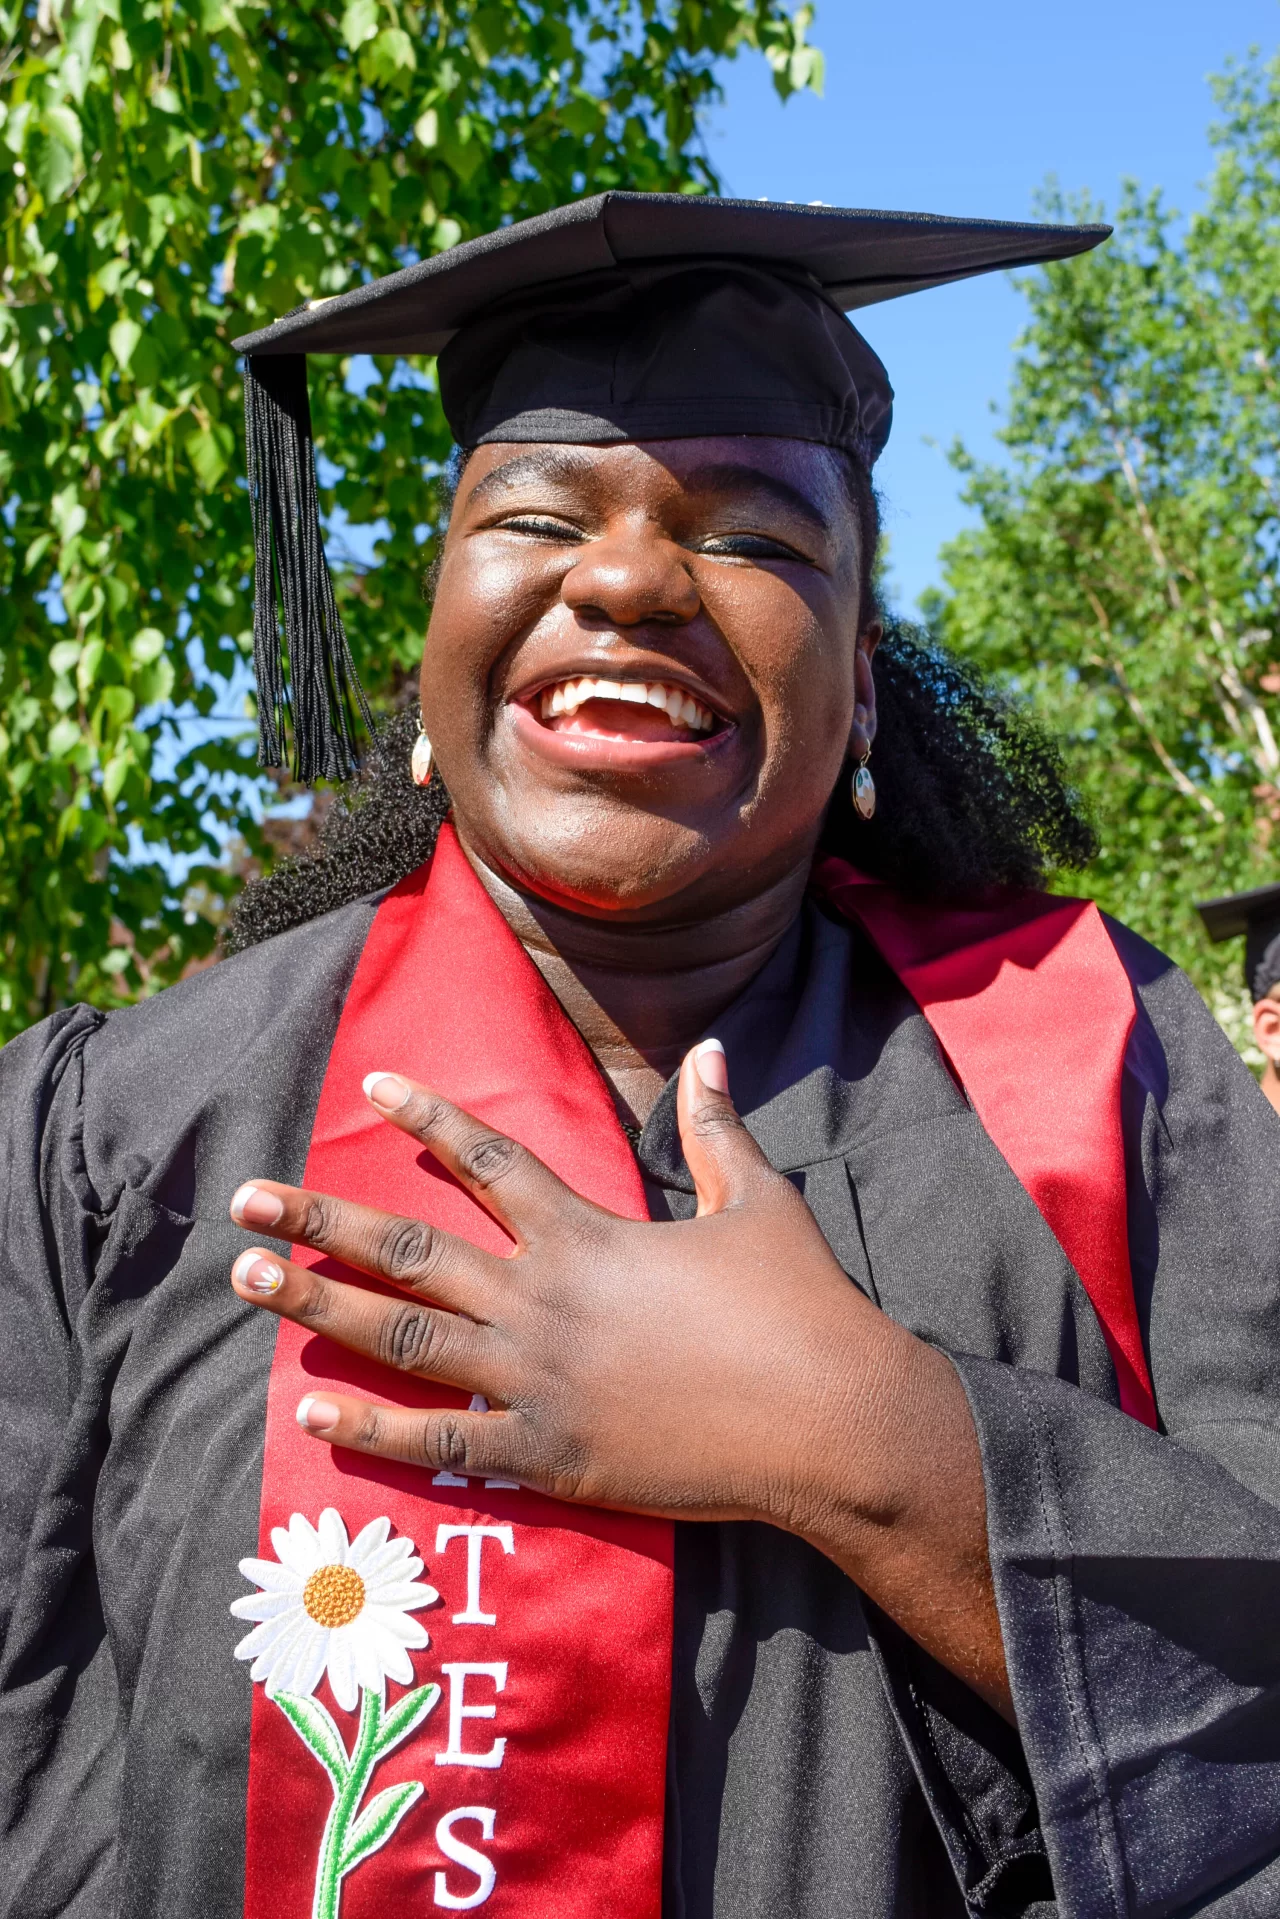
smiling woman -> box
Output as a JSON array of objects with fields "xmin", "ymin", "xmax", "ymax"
[{"xmin": 5, "ymin": 194, "xmax": 1280, "ymax": 1919}]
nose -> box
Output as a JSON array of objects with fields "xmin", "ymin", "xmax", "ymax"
[{"xmin": 560, "ymin": 523, "xmax": 701, "ymax": 628}]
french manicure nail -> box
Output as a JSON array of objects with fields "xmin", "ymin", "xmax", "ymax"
[
  {"xmin": 694, "ymin": 1038, "xmax": 729, "ymax": 1095},
  {"xmin": 231, "ymin": 1183, "xmax": 284, "ymax": 1227},
  {"xmin": 297, "ymin": 1395, "xmax": 340, "ymax": 1434},
  {"xmin": 234, "ymin": 1252, "xmax": 284, "ymax": 1295},
  {"xmin": 363, "ymin": 1072, "xmax": 411, "ymax": 1112}
]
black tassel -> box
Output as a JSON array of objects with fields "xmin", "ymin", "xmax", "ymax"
[{"xmin": 243, "ymin": 354, "xmax": 372, "ymax": 783}]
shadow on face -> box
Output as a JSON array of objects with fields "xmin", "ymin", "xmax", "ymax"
[{"xmin": 420, "ymin": 436, "xmax": 878, "ymax": 924}]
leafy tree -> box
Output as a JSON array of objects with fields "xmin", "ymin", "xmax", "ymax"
[
  {"xmin": 930, "ymin": 48, "xmax": 1280, "ymax": 1050},
  {"xmin": 0, "ymin": 0, "xmax": 822, "ymax": 1040}
]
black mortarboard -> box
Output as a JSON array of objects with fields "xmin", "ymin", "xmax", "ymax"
[
  {"xmin": 231, "ymin": 191, "xmax": 1110, "ymax": 782},
  {"xmin": 1197, "ymin": 883, "xmax": 1280, "ymax": 1000}
]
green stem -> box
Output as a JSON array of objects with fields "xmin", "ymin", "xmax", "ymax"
[{"xmin": 312, "ymin": 1687, "xmax": 383, "ymax": 1919}]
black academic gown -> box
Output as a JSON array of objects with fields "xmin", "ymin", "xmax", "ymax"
[{"xmin": 2, "ymin": 888, "xmax": 1280, "ymax": 1919}]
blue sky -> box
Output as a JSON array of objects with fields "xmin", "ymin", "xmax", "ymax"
[{"xmin": 707, "ymin": 0, "xmax": 1280, "ymax": 610}]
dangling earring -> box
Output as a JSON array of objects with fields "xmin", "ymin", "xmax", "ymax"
[
  {"xmin": 411, "ymin": 714, "xmax": 433, "ymax": 787},
  {"xmin": 852, "ymin": 747, "xmax": 876, "ymax": 820}
]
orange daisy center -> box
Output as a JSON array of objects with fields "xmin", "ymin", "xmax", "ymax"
[{"xmin": 303, "ymin": 1563, "xmax": 365, "ymax": 1628}]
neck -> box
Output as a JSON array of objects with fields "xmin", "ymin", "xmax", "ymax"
[{"xmin": 456, "ymin": 836, "xmax": 811, "ymax": 1126}]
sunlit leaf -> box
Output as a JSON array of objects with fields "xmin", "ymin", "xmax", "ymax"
[
  {"xmin": 108, "ymin": 318, "xmax": 142, "ymax": 372},
  {"xmin": 340, "ymin": 0, "xmax": 378, "ymax": 50}
]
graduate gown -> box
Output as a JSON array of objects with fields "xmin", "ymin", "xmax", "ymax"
[{"xmin": 3, "ymin": 862, "xmax": 1280, "ymax": 1919}]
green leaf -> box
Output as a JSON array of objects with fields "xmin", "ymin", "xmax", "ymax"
[
  {"xmin": 96, "ymin": 686, "xmax": 135, "ymax": 728},
  {"xmin": 49, "ymin": 640, "xmax": 82, "ymax": 675},
  {"xmin": 48, "ymin": 718, "xmax": 82, "ymax": 760},
  {"xmin": 29, "ymin": 132, "xmax": 77, "ymax": 203},
  {"xmin": 340, "ymin": 0, "xmax": 378, "ymax": 50},
  {"xmin": 338, "ymin": 1780, "xmax": 423, "ymax": 1876},
  {"xmin": 134, "ymin": 654, "xmax": 175, "ymax": 705},
  {"xmin": 185, "ymin": 424, "xmax": 234, "ymax": 490},
  {"xmin": 270, "ymin": 1689, "xmax": 350, "ymax": 1789},
  {"xmin": 49, "ymin": 492, "xmax": 82, "ymax": 544},
  {"xmin": 109, "ymin": 319, "xmax": 142, "ymax": 372},
  {"xmin": 130, "ymin": 627, "xmax": 166, "ymax": 665},
  {"xmin": 366, "ymin": 27, "xmax": 416, "ymax": 82},
  {"xmin": 100, "ymin": 946, "xmax": 131, "ymax": 975},
  {"xmin": 373, "ymin": 1682, "xmax": 440, "ymax": 1757},
  {"xmin": 102, "ymin": 752, "xmax": 132, "ymax": 804},
  {"xmin": 413, "ymin": 106, "xmax": 438, "ymax": 148},
  {"xmin": 45, "ymin": 106, "xmax": 83, "ymax": 154},
  {"xmin": 77, "ymin": 638, "xmax": 105, "ymax": 693}
]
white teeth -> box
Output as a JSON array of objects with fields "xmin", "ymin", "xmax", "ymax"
[{"xmin": 537, "ymin": 677, "xmax": 718, "ymax": 732}]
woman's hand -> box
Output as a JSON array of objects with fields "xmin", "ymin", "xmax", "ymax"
[{"xmin": 229, "ymin": 1044, "xmax": 1011, "ymax": 1717}]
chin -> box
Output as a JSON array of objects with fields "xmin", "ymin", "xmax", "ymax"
[{"xmin": 481, "ymin": 803, "xmax": 722, "ymax": 919}]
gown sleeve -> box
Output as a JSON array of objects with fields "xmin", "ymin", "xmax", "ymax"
[
  {"xmin": 0, "ymin": 1006, "xmax": 123, "ymax": 1911},
  {"xmin": 946, "ymin": 924, "xmax": 1280, "ymax": 1919}
]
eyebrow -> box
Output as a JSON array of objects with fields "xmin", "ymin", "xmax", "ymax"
[
  {"xmin": 464, "ymin": 447, "xmax": 600, "ymax": 506},
  {"xmin": 675, "ymin": 462, "xmax": 834, "ymax": 534},
  {"xmin": 463, "ymin": 448, "xmax": 835, "ymax": 534}
]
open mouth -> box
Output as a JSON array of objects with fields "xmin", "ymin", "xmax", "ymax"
[{"xmin": 527, "ymin": 675, "xmax": 724, "ymax": 745}]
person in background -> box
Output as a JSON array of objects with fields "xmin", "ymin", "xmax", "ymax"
[{"xmin": 1198, "ymin": 881, "xmax": 1280, "ymax": 1114}]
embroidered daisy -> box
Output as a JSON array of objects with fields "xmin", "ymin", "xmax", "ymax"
[{"xmin": 231, "ymin": 1509, "xmax": 438, "ymax": 1712}]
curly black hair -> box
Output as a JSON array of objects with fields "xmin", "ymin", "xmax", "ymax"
[{"xmin": 223, "ymin": 618, "xmax": 1096, "ymax": 956}]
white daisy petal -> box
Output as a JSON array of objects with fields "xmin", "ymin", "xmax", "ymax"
[
  {"xmin": 246, "ymin": 1608, "xmax": 314, "ymax": 1666},
  {"xmin": 359, "ymin": 1619, "xmax": 415, "ymax": 1686},
  {"xmin": 367, "ymin": 1579, "xmax": 438, "ymax": 1612},
  {"xmin": 238, "ymin": 1557, "xmax": 304, "ymax": 1594},
  {"xmin": 364, "ymin": 1550, "xmax": 425, "ymax": 1588},
  {"xmin": 365, "ymin": 1604, "xmax": 430, "ymax": 1649},
  {"xmin": 350, "ymin": 1624, "xmax": 388, "ymax": 1696},
  {"xmin": 285, "ymin": 1622, "xmax": 330, "ymax": 1699},
  {"xmin": 347, "ymin": 1516, "xmax": 392, "ymax": 1569},
  {"xmin": 236, "ymin": 1616, "xmax": 291, "ymax": 1659},
  {"xmin": 357, "ymin": 1539, "xmax": 416, "ymax": 1582},
  {"xmin": 317, "ymin": 1508, "xmax": 349, "ymax": 1566},
  {"xmin": 326, "ymin": 1630, "xmax": 360, "ymax": 1713},
  {"xmin": 273, "ymin": 1515, "xmax": 321, "ymax": 1576},
  {"xmin": 250, "ymin": 1612, "xmax": 313, "ymax": 1681},
  {"xmin": 230, "ymin": 1590, "xmax": 302, "ymax": 1623}
]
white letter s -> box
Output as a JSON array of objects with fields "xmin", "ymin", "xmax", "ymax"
[{"xmin": 434, "ymin": 1806, "xmax": 497, "ymax": 1910}]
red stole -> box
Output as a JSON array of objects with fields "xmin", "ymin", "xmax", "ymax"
[
  {"xmin": 813, "ymin": 855, "xmax": 1158, "ymax": 1429},
  {"xmin": 241, "ymin": 830, "xmax": 1157, "ymax": 1919},
  {"xmin": 242, "ymin": 825, "xmax": 673, "ymax": 1919}
]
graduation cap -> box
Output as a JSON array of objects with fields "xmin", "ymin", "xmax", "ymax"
[
  {"xmin": 1197, "ymin": 882, "xmax": 1280, "ymax": 1001},
  {"xmin": 231, "ymin": 191, "xmax": 1110, "ymax": 782}
]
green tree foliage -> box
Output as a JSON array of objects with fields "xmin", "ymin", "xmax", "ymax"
[
  {"xmin": 931, "ymin": 49, "xmax": 1280, "ymax": 1046},
  {"xmin": 0, "ymin": 0, "xmax": 821, "ymax": 1039}
]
